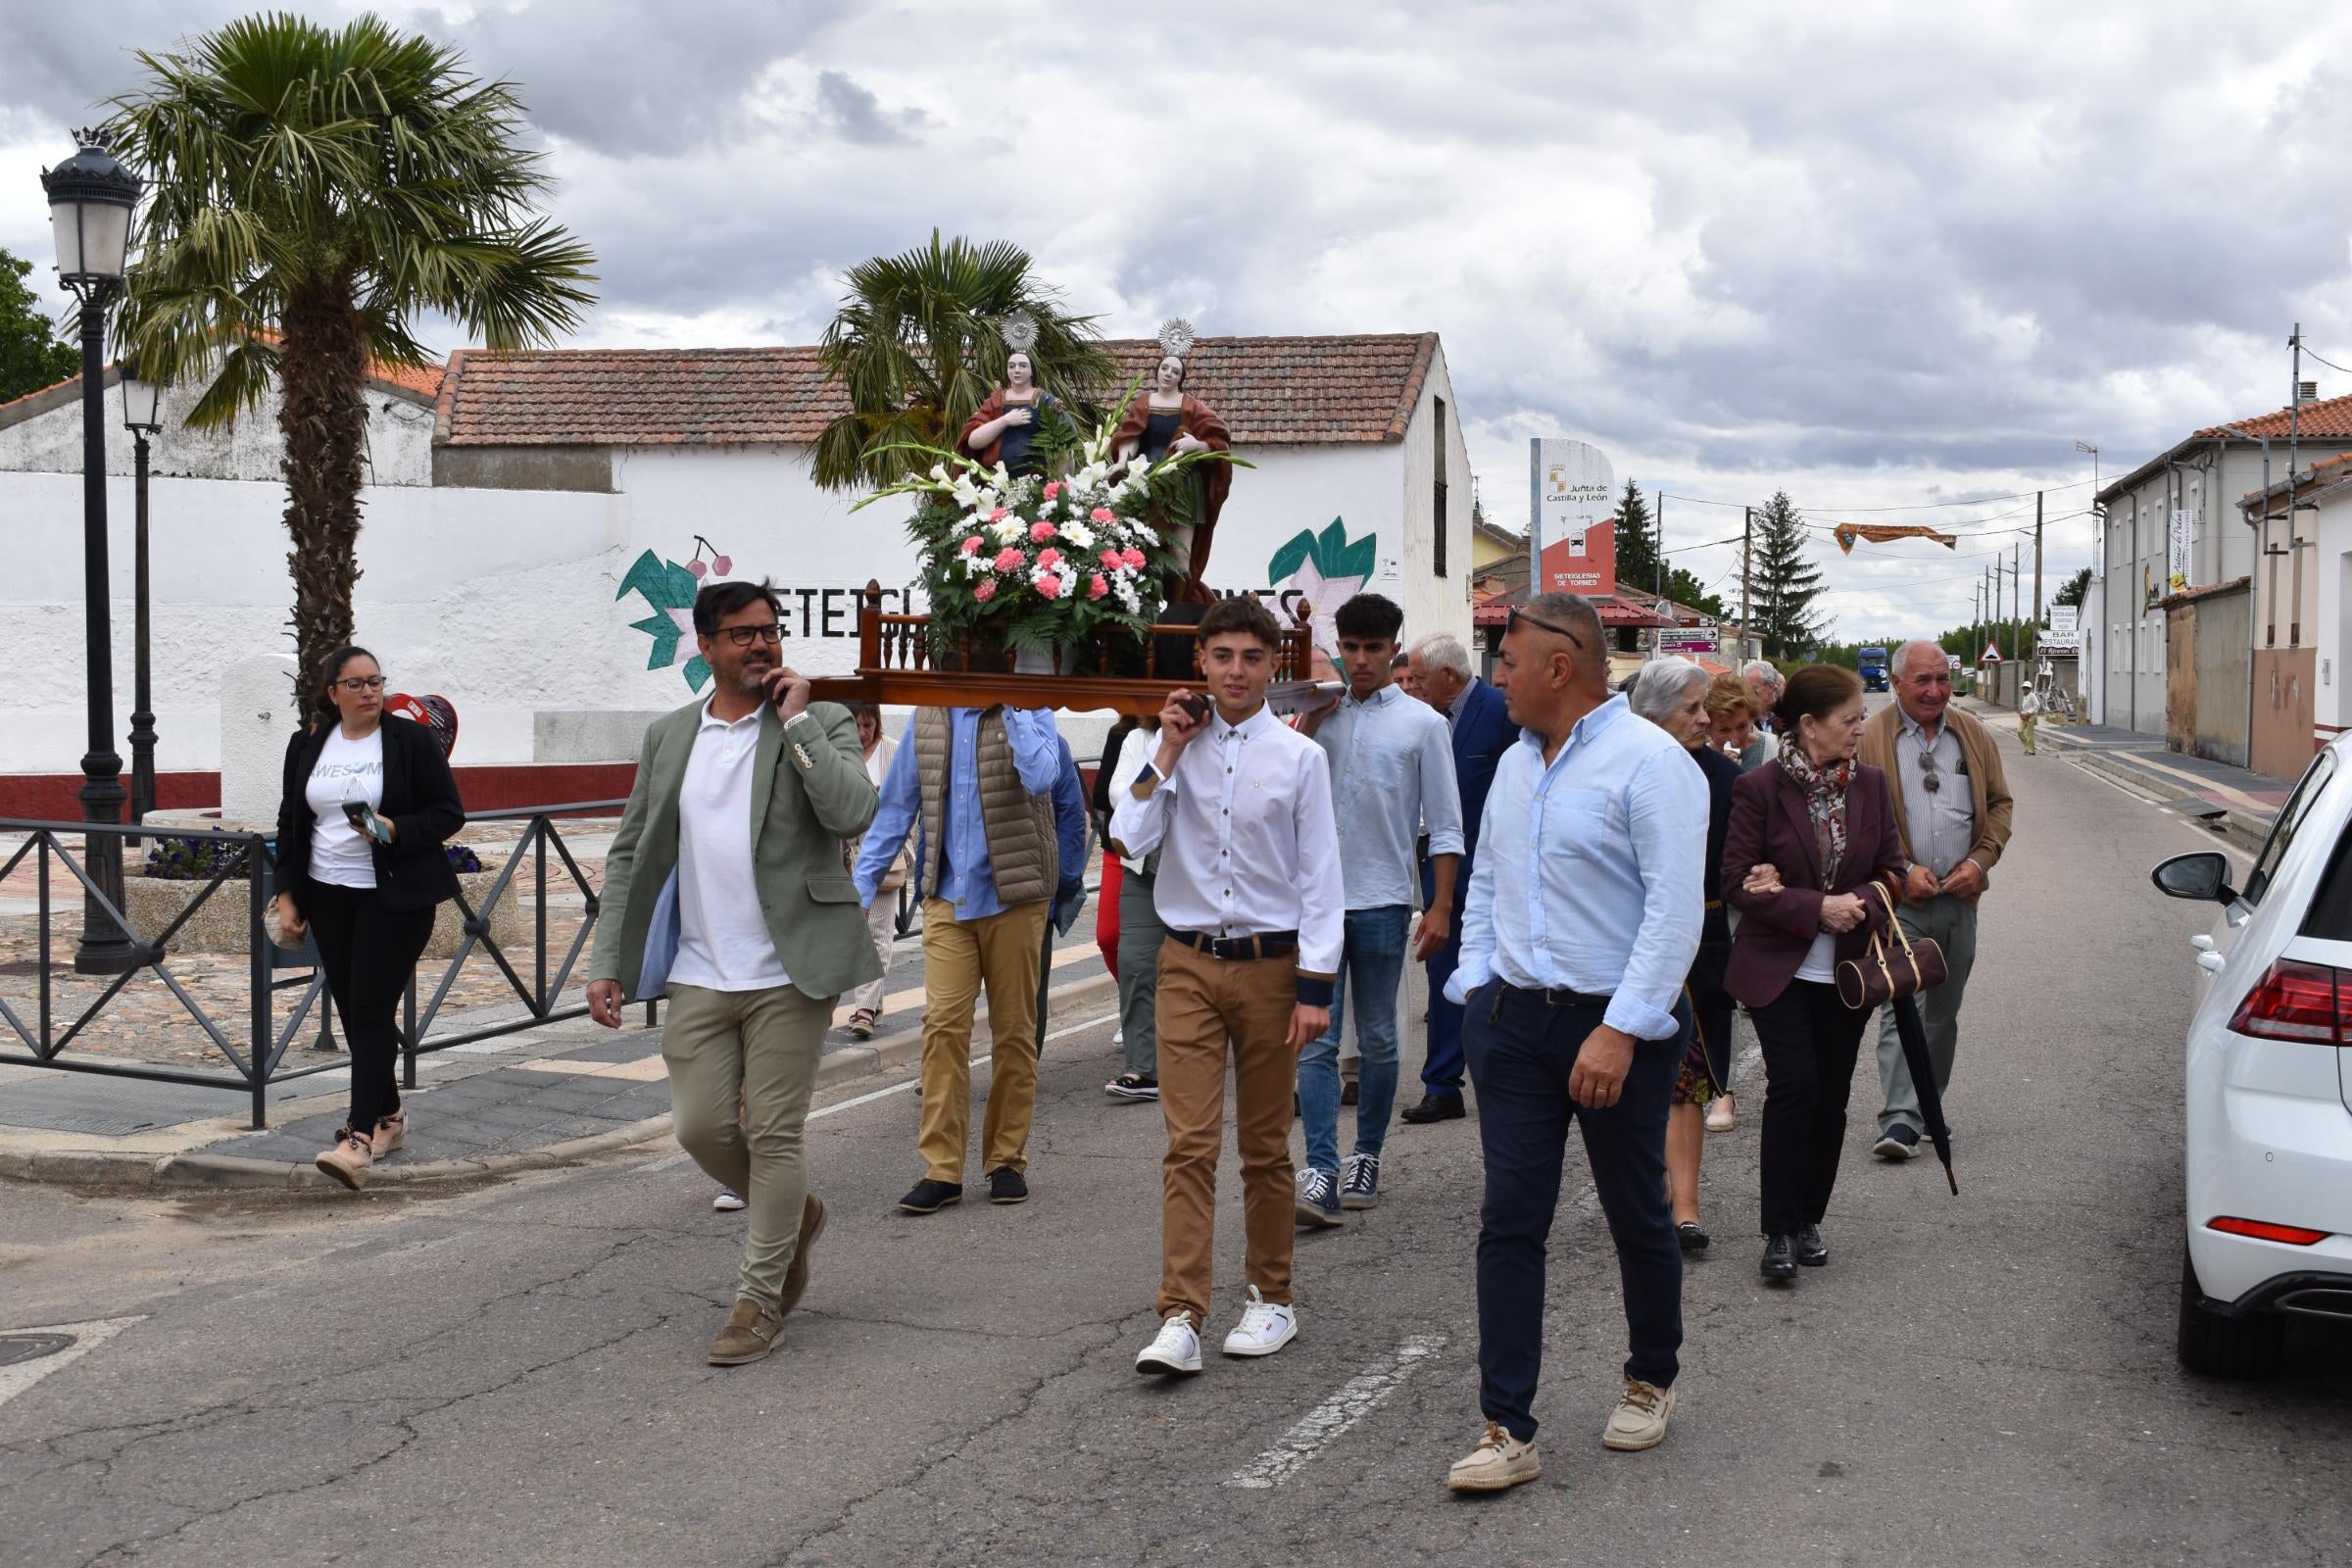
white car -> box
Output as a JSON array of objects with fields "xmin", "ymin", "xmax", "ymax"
[{"xmin": 2152, "ymin": 744, "xmax": 2352, "ymax": 1377}]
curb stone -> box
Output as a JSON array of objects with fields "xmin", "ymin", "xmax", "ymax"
[{"xmin": 1, "ymin": 969, "xmax": 1121, "ymax": 1192}]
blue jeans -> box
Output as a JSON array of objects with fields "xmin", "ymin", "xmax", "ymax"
[
  {"xmin": 1296, "ymin": 905, "xmax": 1411, "ymax": 1174},
  {"xmin": 1466, "ymin": 984, "xmax": 1683, "ymax": 1442}
]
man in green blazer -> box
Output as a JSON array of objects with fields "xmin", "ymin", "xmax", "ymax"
[{"xmin": 588, "ymin": 579, "xmax": 882, "ymax": 1366}]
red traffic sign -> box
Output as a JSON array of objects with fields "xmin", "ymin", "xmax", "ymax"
[{"xmin": 1980, "ymin": 643, "xmax": 2003, "ymax": 663}]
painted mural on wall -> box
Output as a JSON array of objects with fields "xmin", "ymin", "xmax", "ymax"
[
  {"xmin": 617, "ymin": 536, "xmax": 733, "ymax": 693},
  {"xmin": 1264, "ymin": 517, "xmax": 1377, "ymax": 661}
]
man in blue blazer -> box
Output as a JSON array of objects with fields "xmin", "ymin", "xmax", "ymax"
[{"xmin": 1401, "ymin": 632, "xmax": 1519, "ymax": 1122}]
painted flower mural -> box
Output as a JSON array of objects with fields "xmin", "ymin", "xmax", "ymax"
[
  {"xmin": 1267, "ymin": 518, "xmax": 1378, "ymax": 663},
  {"xmin": 616, "ymin": 543, "xmax": 722, "ymax": 692}
]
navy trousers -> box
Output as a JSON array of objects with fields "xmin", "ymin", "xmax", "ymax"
[
  {"xmin": 1422, "ymin": 923, "xmax": 1467, "ymax": 1096},
  {"xmin": 1465, "ymin": 985, "xmax": 1684, "ymax": 1443}
]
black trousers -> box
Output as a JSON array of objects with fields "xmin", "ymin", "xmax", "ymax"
[
  {"xmin": 305, "ymin": 881, "xmax": 434, "ymax": 1134},
  {"xmin": 1752, "ymin": 979, "xmax": 1875, "ymax": 1238},
  {"xmin": 1465, "ymin": 986, "xmax": 1683, "ymax": 1443}
]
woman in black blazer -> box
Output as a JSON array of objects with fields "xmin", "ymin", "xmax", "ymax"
[{"xmin": 274, "ymin": 647, "xmax": 465, "ymax": 1189}]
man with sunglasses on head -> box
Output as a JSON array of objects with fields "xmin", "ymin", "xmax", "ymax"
[
  {"xmin": 588, "ymin": 579, "xmax": 883, "ymax": 1366},
  {"xmin": 1856, "ymin": 640, "xmax": 2013, "ymax": 1161}
]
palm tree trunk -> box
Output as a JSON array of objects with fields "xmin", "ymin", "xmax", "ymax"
[{"xmin": 278, "ymin": 279, "xmax": 369, "ymax": 703}]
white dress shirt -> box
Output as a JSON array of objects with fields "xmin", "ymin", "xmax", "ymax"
[
  {"xmin": 1108, "ymin": 703, "xmax": 1345, "ymax": 1000},
  {"xmin": 1105, "ymin": 732, "xmax": 1156, "ymax": 873},
  {"xmin": 1313, "ymin": 682, "xmax": 1463, "ymax": 910},
  {"xmin": 1446, "ymin": 695, "xmax": 1705, "ymax": 1040},
  {"xmin": 669, "ymin": 698, "xmax": 792, "ymax": 992}
]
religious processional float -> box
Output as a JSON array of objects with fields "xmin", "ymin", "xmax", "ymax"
[{"xmin": 808, "ymin": 316, "xmax": 1330, "ymax": 718}]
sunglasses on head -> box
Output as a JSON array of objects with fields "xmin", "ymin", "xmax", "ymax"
[{"xmin": 1505, "ymin": 607, "xmax": 1585, "ymax": 651}]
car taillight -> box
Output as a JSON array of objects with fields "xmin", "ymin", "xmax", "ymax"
[
  {"xmin": 2227, "ymin": 958, "xmax": 2346, "ymax": 1043},
  {"xmin": 2209, "ymin": 1216, "xmax": 2331, "ymax": 1246}
]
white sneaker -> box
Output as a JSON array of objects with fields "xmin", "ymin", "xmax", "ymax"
[
  {"xmin": 712, "ymin": 1186, "xmax": 746, "ymax": 1212},
  {"xmin": 1135, "ymin": 1312, "xmax": 1201, "ymax": 1376},
  {"xmin": 1113, "ymin": 1028, "xmax": 1125, "ymax": 1045},
  {"xmin": 1220, "ymin": 1286, "xmax": 1298, "ymax": 1358}
]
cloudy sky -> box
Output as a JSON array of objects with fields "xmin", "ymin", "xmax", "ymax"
[{"xmin": 7, "ymin": 1, "xmax": 2352, "ymax": 638}]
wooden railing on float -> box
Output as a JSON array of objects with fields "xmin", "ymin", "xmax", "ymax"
[{"xmin": 807, "ymin": 580, "xmax": 1329, "ymax": 717}]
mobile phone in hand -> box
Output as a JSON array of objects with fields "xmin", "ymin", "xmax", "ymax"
[
  {"xmin": 342, "ymin": 801, "xmax": 392, "ymax": 846},
  {"xmin": 1176, "ymin": 692, "xmax": 1211, "ymax": 726}
]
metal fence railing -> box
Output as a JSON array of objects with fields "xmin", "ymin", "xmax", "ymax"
[{"xmin": 0, "ymin": 801, "xmax": 621, "ymax": 1129}]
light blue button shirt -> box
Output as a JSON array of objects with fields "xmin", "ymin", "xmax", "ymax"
[
  {"xmin": 1445, "ymin": 695, "xmax": 1706, "ymax": 1040},
  {"xmin": 855, "ymin": 708, "xmax": 1060, "ymax": 919},
  {"xmin": 1314, "ymin": 683, "xmax": 1464, "ymax": 910}
]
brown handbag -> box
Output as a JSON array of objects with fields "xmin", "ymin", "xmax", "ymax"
[{"xmin": 1836, "ymin": 879, "xmax": 1948, "ymax": 1011}]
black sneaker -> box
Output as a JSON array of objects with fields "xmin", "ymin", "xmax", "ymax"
[
  {"xmin": 1104, "ymin": 1073, "xmax": 1159, "ymax": 1101},
  {"xmin": 1873, "ymin": 1123, "xmax": 1921, "ymax": 1161},
  {"xmin": 1794, "ymin": 1224, "xmax": 1829, "ymax": 1266},
  {"xmin": 987, "ymin": 1167, "xmax": 1029, "ymax": 1204},
  {"xmin": 1294, "ymin": 1168, "xmax": 1345, "ymax": 1228},
  {"xmin": 1676, "ymin": 1220, "xmax": 1710, "ymax": 1253},
  {"xmin": 897, "ymin": 1178, "xmax": 963, "ymax": 1214},
  {"xmin": 1760, "ymin": 1234, "xmax": 1797, "ymax": 1281},
  {"xmin": 1399, "ymin": 1093, "xmax": 1466, "ymax": 1124}
]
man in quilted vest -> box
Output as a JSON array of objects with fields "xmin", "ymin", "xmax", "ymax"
[{"xmin": 856, "ymin": 703, "xmax": 1061, "ymax": 1213}]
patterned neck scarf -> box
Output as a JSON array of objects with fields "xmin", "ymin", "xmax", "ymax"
[{"xmin": 1778, "ymin": 741, "xmax": 1853, "ymax": 884}]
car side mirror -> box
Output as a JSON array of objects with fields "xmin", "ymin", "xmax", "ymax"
[{"xmin": 2151, "ymin": 852, "xmax": 2235, "ymax": 906}]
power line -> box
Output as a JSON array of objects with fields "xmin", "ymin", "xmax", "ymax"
[
  {"xmin": 2303, "ymin": 344, "xmax": 2352, "ymax": 377},
  {"xmin": 1659, "ymin": 478, "xmax": 2092, "ymax": 514}
]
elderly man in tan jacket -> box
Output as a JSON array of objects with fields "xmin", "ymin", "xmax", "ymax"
[{"xmin": 1857, "ymin": 641, "xmax": 2014, "ymax": 1160}]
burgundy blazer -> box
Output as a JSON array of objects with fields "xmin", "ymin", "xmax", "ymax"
[{"xmin": 1722, "ymin": 759, "xmax": 1907, "ymax": 1008}]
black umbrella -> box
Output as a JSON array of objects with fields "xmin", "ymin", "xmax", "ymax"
[{"xmin": 1890, "ymin": 992, "xmax": 1957, "ymax": 1194}]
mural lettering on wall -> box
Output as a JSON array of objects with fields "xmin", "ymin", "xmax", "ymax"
[
  {"xmin": 1263, "ymin": 518, "xmax": 1378, "ymax": 660},
  {"xmin": 617, "ymin": 539, "xmax": 918, "ymax": 692}
]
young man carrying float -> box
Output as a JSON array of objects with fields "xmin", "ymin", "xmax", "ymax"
[{"xmin": 1111, "ymin": 596, "xmax": 1344, "ymax": 1374}]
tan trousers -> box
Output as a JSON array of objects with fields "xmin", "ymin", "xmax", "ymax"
[
  {"xmin": 662, "ymin": 982, "xmax": 833, "ymax": 1310},
  {"xmin": 917, "ymin": 897, "xmax": 1051, "ymax": 1183},
  {"xmin": 1154, "ymin": 939, "xmax": 1299, "ymax": 1324}
]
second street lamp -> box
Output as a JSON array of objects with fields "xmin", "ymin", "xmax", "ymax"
[
  {"xmin": 122, "ymin": 361, "xmax": 165, "ymax": 841},
  {"xmin": 41, "ymin": 127, "xmax": 142, "ymax": 975}
]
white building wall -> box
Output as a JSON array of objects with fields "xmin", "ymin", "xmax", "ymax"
[{"xmin": 0, "ymin": 376, "xmax": 437, "ymax": 487}]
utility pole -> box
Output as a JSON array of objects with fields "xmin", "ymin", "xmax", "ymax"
[
  {"xmin": 1655, "ymin": 488, "xmax": 1666, "ymax": 612},
  {"xmin": 1740, "ymin": 505, "xmax": 1754, "ymax": 662},
  {"xmin": 2033, "ymin": 490, "xmax": 2044, "ymax": 660},
  {"xmin": 2010, "ymin": 542, "xmax": 2023, "ymax": 664}
]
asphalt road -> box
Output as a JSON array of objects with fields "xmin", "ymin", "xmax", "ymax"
[{"xmin": 4, "ymin": 719, "xmax": 2349, "ymax": 1568}]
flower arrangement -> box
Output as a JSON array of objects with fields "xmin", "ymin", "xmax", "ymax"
[{"xmin": 855, "ymin": 384, "xmax": 1246, "ymax": 663}]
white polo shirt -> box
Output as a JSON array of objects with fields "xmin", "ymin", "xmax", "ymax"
[{"xmin": 669, "ymin": 699, "xmax": 792, "ymax": 992}]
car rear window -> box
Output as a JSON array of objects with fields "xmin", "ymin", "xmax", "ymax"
[{"xmin": 2249, "ymin": 751, "xmax": 2334, "ymax": 908}]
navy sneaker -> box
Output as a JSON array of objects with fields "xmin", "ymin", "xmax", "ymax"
[
  {"xmin": 1341, "ymin": 1152, "xmax": 1381, "ymax": 1210},
  {"xmin": 1294, "ymin": 1168, "xmax": 1345, "ymax": 1227},
  {"xmin": 1873, "ymin": 1124, "xmax": 1921, "ymax": 1161},
  {"xmin": 897, "ymin": 1178, "xmax": 963, "ymax": 1214}
]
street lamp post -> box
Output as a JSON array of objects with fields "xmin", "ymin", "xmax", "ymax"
[
  {"xmin": 122, "ymin": 364, "xmax": 165, "ymax": 842},
  {"xmin": 41, "ymin": 128, "xmax": 142, "ymax": 975}
]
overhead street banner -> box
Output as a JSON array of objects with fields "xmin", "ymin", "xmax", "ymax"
[{"xmin": 2169, "ymin": 509, "xmax": 2192, "ymax": 595}]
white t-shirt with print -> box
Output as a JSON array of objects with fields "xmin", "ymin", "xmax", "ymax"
[{"xmin": 305, "ymin": 726, "xmax": 385, "ymax": 889}]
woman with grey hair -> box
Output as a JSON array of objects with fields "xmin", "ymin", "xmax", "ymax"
[{"xmin": 1630, "ymin": 657, "xmax": 1740, "ymax": 1251}]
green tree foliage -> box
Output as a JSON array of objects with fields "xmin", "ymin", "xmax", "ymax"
[
  {"xmin": 1611, "ymin": 479, "xmax": 1658, "ymax": 598},
  {"xmin": 106, "ymin": 13, "xmax": 597, "ymax": 693},
  {"xmin": 2054, "ymin": 565, "xmax": 2091, "ymax": 612},
  {"xmin": 1750, "ymin": 490, "xmax": 1824, "ymax": 657},
  {"xmin": 0, "ymin": 247, "xmax": 76, "ymax": 402},
  {"xmin": 813, "ymin": 231, "xmax": 1115, "ymax": 493},
  {"xmin": 1664, "ymin": 565, "xmax": 1724, "ymax": 618}
]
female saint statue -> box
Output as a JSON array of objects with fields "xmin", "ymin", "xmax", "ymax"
[
  {"xmin": 1111, "ymin": 323, "xmax": 1232, "ymax": 601},
  {"xmin": 958, "ymin": 348, "xmax": 1064, "ymax": 477}
]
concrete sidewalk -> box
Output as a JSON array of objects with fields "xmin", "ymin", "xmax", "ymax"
[
  {"xmin": 2035, "ymin": 716, "xmax": 2292, "ymax": 847},
  {"xmin": 0, "ymin": 907, "xmax": 1119, "ymax": 1190}
]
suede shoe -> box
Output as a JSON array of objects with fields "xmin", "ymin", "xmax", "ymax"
[
  {"xmin": 987, "ymin": 1167, "xmax": 1029, "ymax": 1204},
  {"xmin": 315, "ymin": 1126, "xmax": 373, "ymax": 1191},
  {"xmin": 1760, "ymin": 1234, "xmax": 1797, "ymax": 1281},
  {"xmin": 1447, "ymin": 1422, "xmax": 1541, "ymax": 1493},
  {"xmin": 1794, "ymin": 1224, "xmax": 1829, "ymax": 1267},
  {"xmin": 1400, "ymin": 1093, "xmax": 1466, "ymax": 1124},
  {"xmin": 368, "ymin": 1109, "xmax": 407, "ymax": 1158},
  {"xmin": 897, "ymin": 1178, "xmax": 963, "ymax": 1214},
  {"xmin": 707, "ymin": 1298, "xmax": 785, "ymax": 1366},
  {"xmin": 778, "ymin": 1195, "xmax": 826, "ymax": 1315},
  {"xmin": 1602, "ymin": 1376, "xmax": 1676, "ymax": 1451}
]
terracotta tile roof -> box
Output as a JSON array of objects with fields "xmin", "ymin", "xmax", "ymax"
[
  {"xmin": 2196, "ymin": 390, "xmax": 2352, "ymax": 441},
  {"xmin": 2238, "ymin": 449, "xmax": 2352, "ymax": 509},
  {"xmin": 431, "ymin": 333, "xmax": 1441, "ymax": 449}
]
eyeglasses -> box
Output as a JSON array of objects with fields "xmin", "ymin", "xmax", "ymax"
[
  {"xmin": 334, "ymin": 676, "xmax": 386, "ymax": 693},
  {"xmin": 1505, "ymin": 607, "xmax": 1586, "ymax": 651},
  {"xmin": 1918, "ymin": 744, "xmax": 1942, "ymax": 793},
  {"xmin": 720, "ymin": 622, "xmax": 785, "ymax": 648}
]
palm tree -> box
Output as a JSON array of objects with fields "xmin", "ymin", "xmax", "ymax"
[
  {"xmin": 812, "ymin": 231, "xmax": 1114, "ymax": 492},
  {"xmin": 105, "ymin": 13, "xmax": 596, "ymax": 691}
]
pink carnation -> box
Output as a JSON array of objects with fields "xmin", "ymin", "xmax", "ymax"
[
  {"xmin": 989, "ymin": 508, "xmax": 1008, "ymax": 522},
  {"xmin": 1030, "ymin": 520, "xmax": 1057, "ymax": 542},
  {"xmin": 993, "ymin": 547, "xmax": 1024, "ymax": 572},
  {"xmin": 1121, "ymin": 547, "xmax": 1147, "ymax": 569},
  {"xmin": 1090, "ymin": 507, "xmax": 1116, "ymax": 523},
  {"xmin": 1036, "ymin": 548, "xmax": 1062, "ymax": 569},
  {"xmin": 972, "ymin": 579, "xmax": 997, "ymax": 603},
  {"xmin": 1087, "ymin": 575, "xmax": 1109, "ymax": 600},
  {"xmin": 1043, "ymin": 481, "xmax": 1061, "ymax": 500},
  {"xmin": 1100, "ymin": 548, "xmax": 1125, "ymax": 571},
  {"xmin": 1037, "ymin": 573, "xmax": 1063, "ymax": 600},
  {"xmin": 960, "ymin": 535, "xmax": 983, "ymax": 555}
]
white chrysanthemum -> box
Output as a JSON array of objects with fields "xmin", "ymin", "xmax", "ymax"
[
  {"xmin": 1060, "ymin": 520, "xmax": 1095, "ymax": 550},
  {"xmin": 1113, "ymin": 580, "xmax": 1141, "ymax": 614},
  {"xmin": 989, "ymin": 518, "xmax": 1026, "ymax": 543}
]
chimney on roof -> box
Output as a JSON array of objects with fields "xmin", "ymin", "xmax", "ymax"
[{"xmin": 2298, "ymin": 380, "xmax": 2319, "ymax": 403}]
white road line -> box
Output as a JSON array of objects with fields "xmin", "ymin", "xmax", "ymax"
[
  {"xmin": 0, "ymin": 1317, "xmax": 144, "ymax": 1412},
  {"xmin": 1225, "ymin": 1333, "xmax": 1447, "ymax": 1490},
  {"xmin": 635, "ymin": 1007, "xmax": 1119, "ymax": 1175}
]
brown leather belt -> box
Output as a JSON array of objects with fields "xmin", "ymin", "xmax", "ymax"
[{"xmin": 1170, "ymin": 930, "xmax": 1298, "ymax": 962}]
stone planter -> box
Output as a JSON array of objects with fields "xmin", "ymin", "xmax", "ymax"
[{"xmin": 122, "ymin": 868, "xmax": 530, "ymax": 960}]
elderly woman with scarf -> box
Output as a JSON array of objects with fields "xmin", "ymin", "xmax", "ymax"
[{"xmin": 1722, "ymin": 663, "xmax": 1906, "ymax": 1286}]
